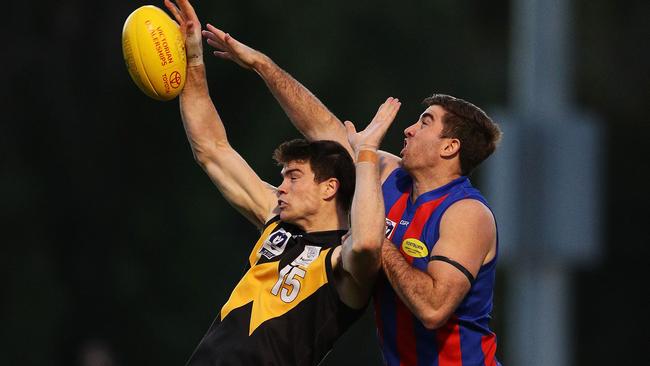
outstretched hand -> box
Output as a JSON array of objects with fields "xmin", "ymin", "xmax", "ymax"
[
  {"xmin": 164, "ymin": 0, "xmax": 203, "ymax": 66},
  {"xmin": 345, "ymin": 97, "xmax": 401, "ymax": 153},
  {"xmin": 202, "ymin": 24, "xmax": 265, "ymax": 70}
]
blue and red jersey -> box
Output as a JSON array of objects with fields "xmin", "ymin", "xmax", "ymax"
[{"xmin": 375, "ymin": 168, "xmax": 500, "ymax": 366}]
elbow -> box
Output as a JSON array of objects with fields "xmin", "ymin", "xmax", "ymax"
[
  {"xmin": 351, "ymin": 236, "xmax": 383, "ymax": 257},
  {"xmin": 420, "ymin": 309, "xmax": 452, "ymax": 330},
  {"xmin": 193, "ymin": 150, "xmax": 212, "ymax": 168},
  {"xmin": 192, "ymin": 142, "xmax": 228, "ymax": 168},
  {"xmin": 348, "ymin": 237, "xmax": 382, "ymax": 272}
]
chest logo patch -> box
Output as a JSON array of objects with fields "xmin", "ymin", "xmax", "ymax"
[
  {"xmin": 385, "ymin": 218, "xmax": 397, "ymax": 239},
  {"xmin": 401, "ymin": 238, "xmax": 429, "ymax": 258},
  {"xmin": 260, "ymin": 228, "xmax": 292, "ymax": 259}
]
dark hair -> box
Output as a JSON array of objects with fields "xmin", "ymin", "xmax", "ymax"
[
  {"xmin": 423, "ymin": 94, "xmax": 502, "ymax": 175},
  {"xmin": 272, "ymin": 139, "xmax": 355, "ymax": 213}
]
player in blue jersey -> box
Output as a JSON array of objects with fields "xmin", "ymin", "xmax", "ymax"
[{"xmin": 202, "ymin": 24, "xmax": 503, "ymax": 365}]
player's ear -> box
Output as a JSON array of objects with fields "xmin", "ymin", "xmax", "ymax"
[
  {"xmin": 321, "ymin": 178, "xmax": 340, "ymax": 201},
  {"xmin": 441, "ymin": 137, "xmax": 460, "ymax": 158}
]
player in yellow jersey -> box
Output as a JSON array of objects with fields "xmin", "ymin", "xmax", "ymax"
[{"xmin": 163, "ymin": 1, "xmax": 401, "ymax": 365}]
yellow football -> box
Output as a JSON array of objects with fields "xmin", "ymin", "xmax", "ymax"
[{"xmin": 122, "ymin": 5, "xmax": 186, "ymax": 101}]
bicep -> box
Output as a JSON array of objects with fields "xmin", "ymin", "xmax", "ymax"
[
  {"xmin": 202, "ymin": 147, "xmax": 278, "ymax": 228},
  {"xmin": 427, "ymin": 199, "xmax": 496, "ymax": 298}
]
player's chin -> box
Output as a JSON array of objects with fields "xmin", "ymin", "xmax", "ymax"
[
  {"xmin": 279, "ymin": 209, "xmax": 293, "ymax": 222},
  {"xmin": 400, "ymin": 156, "xmax": 412, "ymax": 170}
]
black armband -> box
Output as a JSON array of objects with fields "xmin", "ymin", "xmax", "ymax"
[{"xmin": 429, "ymin": 255, "xmax": 475, "ymax": 285}]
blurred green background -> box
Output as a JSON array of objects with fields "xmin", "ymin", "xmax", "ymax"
[{"xmin": 3, "ymin": 0, "xmax": 648, "ymax": 365}]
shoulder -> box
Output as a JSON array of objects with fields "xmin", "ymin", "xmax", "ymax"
[
  {"xmin": 378, "ymin": 150, "xmax": 402, "ymax": 182},
  {"xmin": 440, "ymin": 199, "xmax": 495, "ymax": 238},
  {"xmin": 443, "ymin": 199, "xmax": 494, "ymax": 223}
]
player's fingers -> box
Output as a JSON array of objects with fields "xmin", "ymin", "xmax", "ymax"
[
  {"xmin": 381, "ymin": 97, "xmax": 400, "ymax": 114},
  {"xmin": 379, "ymin": 99, "xmax": 400, "ymax": 120},
  {"xmin": 386, "ymin": 99, "xmax": 401, "ymax": 115},
  {"xmin": 164, "ymin": 0, "xmax": 185, "ymax": 24},
  {"xmin": 374, "ymin": 98, "xmax": 393, "ymax": 120},
  {"xmin": 206, "ymin": 38, "xmax": 227, "ymax": 51},
  {"xmin": 175, "ymin": 0, "xmax": 196, "ymax": 19},
  {"xmin": 206, "ymin": 23, "xmax": 228, "ymax": 40},
  {"xmin": 224, "ymin": 33, "xmax": 238, "ymax": 47},
  {"xmin": 213, "ymin": 51, "xmax": 232, "ymax": 60},
  {"xmin": 201, "ymin": 30, "xmax": 219, "ymax": 43},
  {"xmin": 386, "ymin": 102, "xmax": 401, "ymax": 122},
  {"xmin": 344, "ymin": 120, "xmax": 357, "ymax": 135}
]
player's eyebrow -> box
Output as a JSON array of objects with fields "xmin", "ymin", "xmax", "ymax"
[
  {"xmin": 420, "ymin": 112, "xmax": 434, "ymax": 121},
  {"xmin": 281, "ymin": 168, "xmax": 303, "ymax": 177}
]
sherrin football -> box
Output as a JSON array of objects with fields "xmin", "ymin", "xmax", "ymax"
[{"xmin": 122, "ymin": 5, "xmax": 186, "ymax": 101}]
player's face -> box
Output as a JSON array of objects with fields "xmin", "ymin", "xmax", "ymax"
[
  {"xmin": 277, "ymin": 161, "xmax": 324, "ymax": 225},
  {"xmin": 401, "ymin": 105, "xmax": 448, "ymax": 171}
]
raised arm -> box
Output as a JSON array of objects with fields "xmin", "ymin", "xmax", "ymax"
[
  {"xmin": 332, "ymin": 98, "xmax": 401, "ymax": 308},
  {"xmin": 202, "ymin": 23, "xmax": 402, "ymax": 180},
  {"xmin": 201, "ymin": 25, "xmax": 349, "ymax": 150},
  {"xmin": 164, "ymin": 0, "xmax": 277, "ymax": 228}
]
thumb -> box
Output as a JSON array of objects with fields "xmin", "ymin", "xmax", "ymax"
[{"xmin": 344, "ymin": 120, "xmax": 357, "ymax": 135}]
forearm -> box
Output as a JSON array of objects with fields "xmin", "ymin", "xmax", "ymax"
[
  {"xmin": 381, "ymin": 242, "xmax": 450, "ymax": 329},
  {"xmin": 253, "ymin": 57, "xmax": 348, "ymax": 145},
  {"xmin": 179, "ymin": 64, "xmax": 229, "ymax": 163},
  {"xmin": 179, "ymin": 64, "xmax": 276, "ymax": 227},
  {"xmin": 351, "ymin": 155, "xmax": 384, "ymax": 258},
  {"xmin": 341, "ymin": 150, "xmax": 384, "ymax": 284}
]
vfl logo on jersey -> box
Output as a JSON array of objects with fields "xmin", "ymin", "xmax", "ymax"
[
  {"xmin": 260, "ymin": 228, "xmax": 292, "ymax": 259},
  {"xmin": 385, "ymin": 218, "xmax": 397, "ymax": 239},
  {"xmin": 401, "ymin": 238, "xmax": 429, "ymax": 258}
]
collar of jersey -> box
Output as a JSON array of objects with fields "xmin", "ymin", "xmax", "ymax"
[
  {"xmin": 280, "ymin": 222, "xmax": 348, "ymax": 247},
  {"xmin": 408, "ymin": 175, "xmax": 469, "ymax": 208}
]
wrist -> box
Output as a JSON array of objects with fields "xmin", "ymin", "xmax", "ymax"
[
  {"xmin": 357, "ymin": 144, "xmax": 378, "ymax": 152},
  {"xmin": 187, "ymin": 53, "xmax": 204, "ymax": 67},
  {"xmin": 356, "ymin": 148, "xmax": 378, "ymax": 164},
  {"xmin": 252, "ymin": 53, "xmax": 274, "ymax": 75}
]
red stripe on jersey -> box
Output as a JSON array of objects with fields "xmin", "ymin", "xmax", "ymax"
[
  {"xmin": 481, "ymin": 333, "xmax": 497, "ymax": 366},
  {"xmin": 399, "ymin": 195, "xmax": 448, "ymax": 263},
  {"xmin": 386, "ymin": 191, "xmax": 410, "ymax": 241},
  {"xmin": 394, "ymin": 195, "xmax": 448, "ymax": 365},
  {"xmin": 396, "ymin": 297, "xmax": 417, "ymax": 366},
  {"xmin": 436, "ymin": 318, "xmax": 462, "ymax": 366}
]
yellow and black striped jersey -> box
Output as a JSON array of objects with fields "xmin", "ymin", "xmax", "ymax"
[{"xmin": 186, "ymin": 216, "xmax": 364, "ymax": 366}]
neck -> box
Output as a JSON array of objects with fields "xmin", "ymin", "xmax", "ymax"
[
  {"xmin": 294, "ymin": 206, "xmax": 349, "ymax": 233},
  {"xmin": 409, "ymin": 167, "xmax": 461, "ymax": 202}
]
